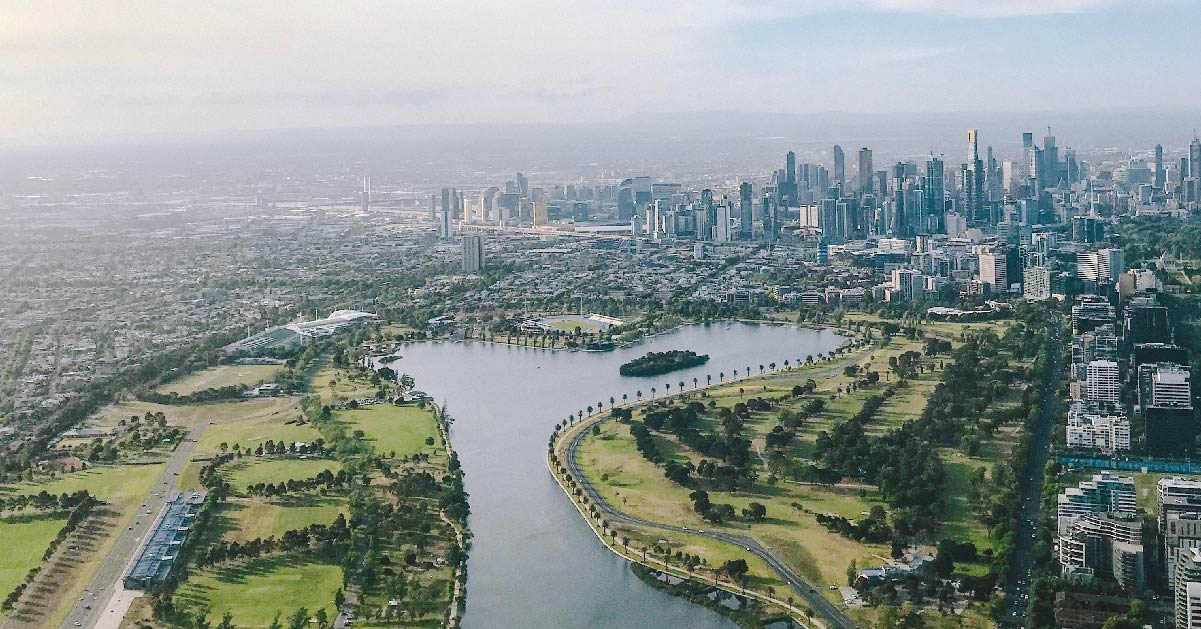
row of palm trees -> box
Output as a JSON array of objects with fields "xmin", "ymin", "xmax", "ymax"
[{"xmin": 551, "ymin": 339, "xmax": 868, "ymax": 433}]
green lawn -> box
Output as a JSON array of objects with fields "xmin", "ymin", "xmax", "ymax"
[
  {"xmin": 312, "ymin": 366, "xmax": 378, "ymax": 405},
  {"xmin": 195, "ymin": 414, "xmax": 321, "ymax": 456},
  {"xmin": 0, "ymin": 512, "xmax": 67, "ymax": 597},
  {"xmin": 89, "ymin": 397, "xmax": 300, "ymax": 431},
  {"xmin": 336, "ymin": 404, "xmax": 440, "ymax": 458},
  {"xmin": 157, "ymin": 364, "xmax": 282, "ymax": 396},
  {"xmin": 0, "ymin": 463, "xmax": 164, "ymax": 504},
  {"xmin": 223, "ymin": 458, "xmax": 340, "ymax": 494},
  {"xmin": 219, "ymin": 496, "xmax": 347, "ymax": 542},
  {"xmin": 174, "ymin": 556, "xmax": 343, "ymax": 628}
]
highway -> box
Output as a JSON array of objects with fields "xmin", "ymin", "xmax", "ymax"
[
  {"xmin": 999, "ymin": 321, "xmax": 1062, "ymax": 627},
  {"xmin": 60, "ymin": 423, "xmax": 206, "ymax": 629},
  {"xmin": 561, "ymin": 415, "xmax": 859, "ymax": 629}
]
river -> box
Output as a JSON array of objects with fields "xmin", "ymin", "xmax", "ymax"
[{"xmin": 382, "ymin": 321, "xmax": 845, "ymax": 628}]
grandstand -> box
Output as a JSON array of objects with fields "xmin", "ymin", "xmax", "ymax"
[
  {"xmin": 224, "ymin": 309, "xmax": 376, "ymax": 355},
  {"xmin": 123, "ymin": 490, "xmax": 205, "ymax": 590}
]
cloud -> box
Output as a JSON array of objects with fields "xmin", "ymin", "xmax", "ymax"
[{"xmin": 870, "ymin": 0, "xmax": 1124, "ymax": 18}]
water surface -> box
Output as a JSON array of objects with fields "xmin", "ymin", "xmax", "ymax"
[{"xmin": 386, "ymin": 322, "xmax": 845, "ymax": 628}]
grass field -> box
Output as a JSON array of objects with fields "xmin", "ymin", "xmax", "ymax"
[
  {"xmin": 194, "ymin": 412, "xmax": 320, "ymax": 457},
  {"xmin": 0, "ymin": 463, "xmax": 164, "ymax": 627},
  {"xmin": 218, "ymin": 496, "xmax": 347, "ymax": 542},
  {"xmin": 312, "ymin": 366, "xmax": 379, "ymax": 405},
  {"xmin": 337, "ymin": 404, "xmax": 440, "ymax": 458},
  {"xmin": 0, "ymin": 512, "xmax": 67, "ymax": 598},
  {"xmin": 157, "ymin": 364, "xmax": 282, "ymax": 396},
  {"xmin": 88, "ymin": 397, "xmax": 299, "ymax": 431},
  {"xmin": 223, "ymin": 458, "xmax": 341, "ymax": 494},
  {"xmin": 578, "ymin": 417, "xmax": 886, "ymax": 595},
  {"xmin": 174, "ymin": 555, "xmax": 343, "ymax": 628},
  {"xmin": 570, "ymin": 318, "xmax": 1021, "ymax": 605}
]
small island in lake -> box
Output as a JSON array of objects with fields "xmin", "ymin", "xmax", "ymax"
[{"xmin": 619, "ymin": 350, "xmax": 709, "ymax": 377}]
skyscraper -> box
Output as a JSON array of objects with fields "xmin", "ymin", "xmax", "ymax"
[
  {"xmin": 1156, "ymin": 144, "xmax": 1166, "ymax": 190},
  {"xmin": 925, "ymin": 156, "xmax": 944, "ymax": 232},
  {"xmin": 1191, "ymin": 136, "xmax": 1201, "ymax": 180},
  {"xmin": 461, "ymin": 233, "xmax": 484, "ymax": 273},
  {"xmin": 857, "ymin": 147, "xmax": 873, "ymax": 195},
  {"xmin": 966, "ymin": 129, "xmax": 985, "ymax": 222},
  {"xmin": 739, "ymin": 182, "xmax": 753, "ymax": 239},
  {"xmin": 360, "ymin": 176, "xmax": 370, "ymax": 212},
  {"xmin": 1043, "ymin": 127, "xmax": 1059, "ymax": 188},
  {"xmin": 833, "ymin": 145, "xmax": 845, "ymax": 186}
]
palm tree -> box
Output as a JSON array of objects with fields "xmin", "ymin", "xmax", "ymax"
[
  {"xmin": 719, "ymin": 372, "xmax": 725, "ymax": 382},
  {"xmin": 664, "ymin": 383, "xmax": 671, "ymax": 396},
  {"xmin": 733, "ymin": 369, "xmax": 739, "ymax": 378},
  {"xmin": 622, "ymin": 393, "xmax": 628, "ymax": 403},
  {"xmin": 636, "ymin": 390, "xmax": 643, "ymax": 400},
  {"xmin": 783, "ymin": 360, "xmax": 790, "ymax": 370},
  {"xmin": 693, "ymin": 377, "xmax": 699, "ymax": 388},
  {"xmin": 706, "ymin": 374, "xmax": 712, "ymax": 385},
  {"xmin": 610, "ymin": 396, "xmax": 615, "ymax": 407},
  {"xmin": 587, "ymin": 405, "xmax": 594, "ymax": 415},
  {"xmin": 650, "ymin": 386, "xmax": 657, "ymax": 398},
  {"xmin": 679, "ymin": 381, "xmax": 685, "ymax": 392},
  {"xmin": 769, "ymin": 362, "xmax": 776, "ymax": 371},
  {"xmin": 757, "ymin": 364, "xmax": 763, "ymax": 374}
]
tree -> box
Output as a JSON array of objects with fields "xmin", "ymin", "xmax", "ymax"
[
  {"xmin": 334, "ymin": 589, "xmax": 345, "ymax": 610},
  {"xmin": 720, "ymin": 558, "xmax": 749, "ymax": 582},
  {"xmin": 742, "ymin": 502, "xmax": 766, "ymax": 522},
  {"xmin": 287, "ymin": 608, "xmax": 309, "ymax": 629},
  {"xmin": 217, "ymin": 612, "xmax": 235, "ymax": 629}
]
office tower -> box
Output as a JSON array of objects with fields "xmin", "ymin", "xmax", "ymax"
[
  {"xmin": 925, "ymin": 156, "xmax": 945, "ymax": 232},
  {"xmin": 714, "ymin": 203, "xmax": 732, "ymax": 243},
  {"xmin": 833, "ymin": 145, "xmax": 845, "ymax": 185},
  {"xmin": 820, "ymin": 198, "xmax": 839, "ymax": 243},
  {"xmin": 1086, "ymin": 360, "xmax": 1120, "ymax": 404},
  {"xmin": 1023, "ymin": 132, "xmax": 1034, "ymax": 149},
  {"xmin": 739, "ymin": 182, "xmax": 753, "ymax": 239},
  {"xmin": 1044, "ymin": 127, "xmax": 1059, "ymax": 188},
  {"xmin": 360, "ymin": 176, "xmax": 371, "ymax": 212},
  {"xmin": 1157, "ymin": 144, "xmax": 1166, "ymax": 190},
  {"xmin": 966, "ymin": 129, "xmax": 985, "ymax": 222},
  {"xmin": 516, "ymin": 172, "xmax": 529, "ymax": 198},
  {"xmin": 857, "ymin": 147, "xmax": 873, "ymax": 194},
  {"xmin": 784, "ymin": 151, "xmax": 797, "ymax": 205},
  {"xmin": 440, "ymin": 188, "xmax": 454, "ymax": 237},
  {"xmin": 634, "ymin": 176, "xmax": 652, "ymax": 206},
  {"xmin": 1057, "ymin": 472, "xmax": 1137, "ymax": 534},
  {"xmin": 979, "ymin": 251, "xmax": 1007, "ymax": 293},
  {"xmin": 461, "ymin": 233, "xmax": 484, "ymax": 273},
  {"xmin": 429, "ymin": 194, "xmax": 437, "ymax": 221},
  {"xmin": 1126, "ymin": 298, "xmax": 1172, "ymax": 344},
  {"xmin": 1192, "ymin": 136, "xmax": 1201, "ymax": 180},
  {"xmin": 1139, "ymin": 363, "xmax": 1193, "ymax": 410},
  {"xmin": 618, "ymin": 178, "xmax": 635, "ymax": 221}
]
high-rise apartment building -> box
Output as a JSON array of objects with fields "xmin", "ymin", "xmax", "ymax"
[
  {"xmin": 1086, "ymin": 360, "xmax": 1120, "ymax": 404},
  {"xmin": 461, "ymin": 233, "xmax": 485, "ymax": 273}
]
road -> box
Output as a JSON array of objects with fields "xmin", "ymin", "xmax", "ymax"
[
  {"xmin": 60, "ymin": 423, "xmax": 206, "ymax": 629},
  {"xmin": 562, "ymin": 417, "xmax": 859, "ymax": 629},
  {"xmin": 998, "ymin": 321, "xmax": 1062, "ymax": 627}
]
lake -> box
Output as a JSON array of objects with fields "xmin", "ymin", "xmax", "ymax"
[{"xmin": 383, "ymin": 322, "xmax": 845, "ymax": 628}]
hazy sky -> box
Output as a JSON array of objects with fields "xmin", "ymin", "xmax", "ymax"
[{"xmin": 1, "ymin": 0, "xmax": 1195, "ymax": 139}]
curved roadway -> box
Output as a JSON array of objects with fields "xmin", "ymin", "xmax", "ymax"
[{"xmin": 562, "ymin": 417, "xmax": 858, "ymax": 629}]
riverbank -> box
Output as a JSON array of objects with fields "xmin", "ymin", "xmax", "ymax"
[{"xmin": 545, "ymin": 352, "xmax": 871, "ymax": 629}]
